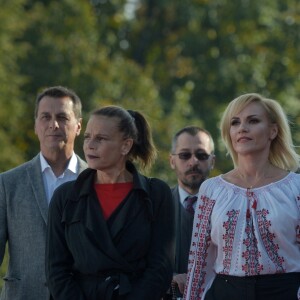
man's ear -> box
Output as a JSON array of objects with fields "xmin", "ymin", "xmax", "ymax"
[
  {"xmin": 76, "ymin": 118, "xmax": 82, "ymax": 136},
  {"xmin": 169, "ymin": 154, "xmax": 176, "ymax": 170},
  {"xmin": 210, "ymin": 154, "xmax": 216, "ymax": 170}
]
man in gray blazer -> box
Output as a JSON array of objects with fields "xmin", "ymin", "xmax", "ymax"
[
  {"xmin": 164, "ymin": 126, "xmax": 215, "ymax": 299},
  {"xmin": 0, "ymin": 86, "xmax": 87, "ymax": 300}
]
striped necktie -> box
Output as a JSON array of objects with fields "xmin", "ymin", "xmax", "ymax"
[{"xmin": 185, "ymin": 196, "xmax": 197, "ymax": 214}]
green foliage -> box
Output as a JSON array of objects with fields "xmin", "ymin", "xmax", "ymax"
[
  {"xmin": 0, "ymin": 0, "xmax": 29, "ymax": 171},
  {"xmin": 0, "ymin": 0, "xmax": 299, "ymax": 174},
  {"xmin": 125, "ymin": 0, "xmax": 300, "ymax": 172},
  {"xmin": 0, "ymin": 0, "xmax": 298, "ymax": 173}
]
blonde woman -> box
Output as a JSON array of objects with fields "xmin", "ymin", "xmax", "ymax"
[{"xmin": 184, "ymin": 93, "xmax": 300, "ymax": 300}]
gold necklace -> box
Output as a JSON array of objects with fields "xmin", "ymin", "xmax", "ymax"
[
  {"xmin": 235, "ymin": 167, "xmax": 273, "ymax": 219},
  {"xmin": 235, "ymin": 166, "xmax": 272, "ymax": 189}
]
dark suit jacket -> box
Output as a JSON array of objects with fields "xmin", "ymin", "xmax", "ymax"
[
  {"xmin": 171, "ymin": 186, "xmax": 194, "ymax": 296},
  {"xmin": 46, "ymin": 162, "xmax": 175, "ymax": 300},
  {"xmin": 0, "ymin": 154, "xmax": 87, "ymax": 300}
]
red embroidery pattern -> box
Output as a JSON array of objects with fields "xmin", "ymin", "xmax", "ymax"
[
  {"xmin": 246, "ymin": 189, "xmax": 259, "ymax": 221},
  {"xmin": 185, "ymin": 195, "xmax": 215, "ymax": 300},
  {"xmin": 297, "ymin": 196, "xmax": 300, "ymax": 244},
  {"xmin": 257, "ymin": 208, "xmax": 285, "ymax": 272},
  {"xmin": 242, "ymin": 212, "xmax": 263, "ymax": 275},
  {"xmin": 222, "ymin": 209, "xmax": 240, "ymax": 274}
]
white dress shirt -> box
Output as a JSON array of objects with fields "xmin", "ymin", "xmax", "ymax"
[
  {"xmin": 40, "ymin": 152, "xmax": 79, "ymax": 204},
  {"xmin": 178, "ymin": 186, "xmax": 198, "ymax": 209}
]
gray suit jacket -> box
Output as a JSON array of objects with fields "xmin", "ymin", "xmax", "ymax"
[{"xmin": 0, "ymin": 154, "xmax": 87, "ymax": 300}]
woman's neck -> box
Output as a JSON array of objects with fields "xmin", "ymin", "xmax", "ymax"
[
  {"xmin": 233, "ymin": 162, "xmax": 287, "ymax": 189},
  {"xmin": 235, "ymin": 162, "xmax": 273, "ymax": 188},
  {"xmin": 95, "ymin": 168, "xmax": 133, "ymax": 184}
]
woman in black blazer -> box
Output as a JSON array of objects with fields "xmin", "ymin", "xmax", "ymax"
[{"xmin": 46, "ymin": 105, "xmax": 175, "ymax": 300}]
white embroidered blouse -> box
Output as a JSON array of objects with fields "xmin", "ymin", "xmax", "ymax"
[{"xmin": 184, "ymin": 172, "xmax": 300, "ymax": 300}]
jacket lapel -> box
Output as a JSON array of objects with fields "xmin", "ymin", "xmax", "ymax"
[
  {"xmin": 63, "ymin": 183, "xmax": 134, "ymax": 270},
  {"xmin": 76, "ymin": 155, "xmax": 88, "ymax": 173},
  {"xmin": 62, "ymin": 167, "xmax": 152, "ymax": 271},
  {"xmin": 26, "ymin": 154, "xmax": 87, "ymax": 225},
  {"xmin": 27, "ymin": 155, "xmax": 48, "ymax": 223}
]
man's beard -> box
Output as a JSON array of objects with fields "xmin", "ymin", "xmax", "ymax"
[{"xmin": 182, "ymin": 167, "xmax": 208, "ymax": 190}]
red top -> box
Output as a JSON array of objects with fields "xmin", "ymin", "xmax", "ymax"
[{"xmin": 94, "ymin": 182, "xmax": 133, "ymax": 220}]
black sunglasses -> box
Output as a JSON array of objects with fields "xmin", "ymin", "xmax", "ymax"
[{"xmin": 172, "ymin": 152, "xmax": 211, "ymax": 161}]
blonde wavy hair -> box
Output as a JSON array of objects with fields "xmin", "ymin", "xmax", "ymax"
[{"xmin": 220, "ymin": 93, "xmax": 299, "ymax": 171}]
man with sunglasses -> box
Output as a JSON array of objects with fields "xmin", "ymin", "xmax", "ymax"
[{"xmin": 164, "ymin": 126, "xmax": 215, "ymax": 300}]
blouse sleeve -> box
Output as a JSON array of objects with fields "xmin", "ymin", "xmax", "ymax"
[
  {"xmin": 184, "ymin": 182, "xmax": 217, "ymax": 300},
  {"xmin": 296, "ymin": 194, "xmax": 300, "ymax": 245}
]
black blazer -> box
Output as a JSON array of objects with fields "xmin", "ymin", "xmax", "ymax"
[
  {"xmin": 46, "ymin": 162, "xmax": 175, "ymax": 300},
  {"xmin": 172, "ymin": 186, "xmax": 194, "ymax": 275}
]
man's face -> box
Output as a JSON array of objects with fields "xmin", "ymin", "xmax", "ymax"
[
  {"xmin": 170, "ymin": 131, "xmax": 215, "ymax": 194},
  {"xmin": 34, "ymin": 96, "xmax": 82, "ymax": 155}
]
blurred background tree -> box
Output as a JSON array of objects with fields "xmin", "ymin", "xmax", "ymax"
[
  {"xmin": 0, "ymin": 0, "xmax": 28, "ymax": 169},
  {"xmin": 123, "ymin": 0, "xmax": 300, "ymax": 173},
  {"xmin": 1, "ymin": 0, "xmax": 299, "ymax": 178},
  {"xmin": 1, "ymin": 0, "xmax": 300, "ymax": 286}
]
